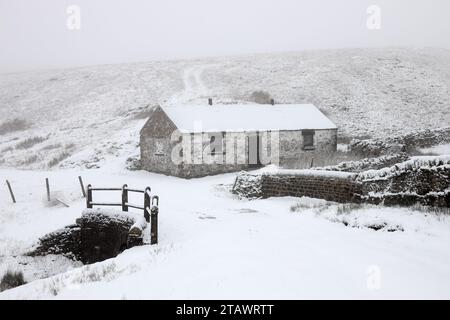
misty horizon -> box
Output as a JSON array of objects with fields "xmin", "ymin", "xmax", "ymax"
[{"xmin": 1, "ymin": 0, "xmax": 450, "ymax": 73}]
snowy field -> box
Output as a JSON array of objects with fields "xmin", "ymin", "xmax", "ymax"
[{"xmin": 1, "ymin": 48, "xmax": 450, "ymax": 299}]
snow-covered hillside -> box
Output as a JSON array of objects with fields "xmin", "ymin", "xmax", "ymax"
[{"xmin": 1, "ymin": 47, "xmax": 450, "ymax": 169}]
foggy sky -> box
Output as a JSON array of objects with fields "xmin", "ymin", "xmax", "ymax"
[{"xmin": 0, "ymin": 0, "xmax": 449, "ymax": 73}]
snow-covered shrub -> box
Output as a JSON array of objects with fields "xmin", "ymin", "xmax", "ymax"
[
  {"xmin": 410, "ymin": 204, "xmax": 450, "ymax": 216},
  {"xmin": 73, "ymin": 262, "xmax": 118, "ymax": 284},
  {"xmin": 0, "ymin": 270, "xmax": 27, "ymax": 292},
  {"xmin": 290, "ymin": 197, "xmax": 331, "ymax": 213},
  {"xmin": 47, "ymin": 151, "xmax": 71, "ymax": 168},
  {"xmin": 15, "ymin": 136, "xmax": 47, "ymax": 150},
  {"xmin": 41, "ymin": 143, "xmax": 62, "ymax": 151},
  {"xmin": 18, "ymin": 154, "xmax": 39, "ymax": 166},
  {"xmin": 0, "ymin": 118, "xmax": 31, "ymax": 135},
  {"xmin": 46, "ymin": 278, "xmax": 62, "ymax": 296},
  {"xmin": 336, "ymin": 203, "xmax": 365, "ymax": 215},
  {"xmin": 249, "ymin": 90, "xmax": 273, "ymax": 104},
  {"xmin": 126, "ymin": 156, "xmax": 141, "ymax": 171}
]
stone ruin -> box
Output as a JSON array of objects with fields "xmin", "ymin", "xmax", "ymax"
[{"xmin": 28, "ymin": 209, "xmax": 148, "ymax": 264}]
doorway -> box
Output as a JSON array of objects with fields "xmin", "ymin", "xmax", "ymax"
[{"xmin": 248, "ymin": 132, "xmax": 261, "ymax": 167}]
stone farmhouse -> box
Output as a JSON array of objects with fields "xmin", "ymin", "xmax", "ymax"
[{"xmin": 140, "ymin": 103, "xmax": 337, "ymax": 178}]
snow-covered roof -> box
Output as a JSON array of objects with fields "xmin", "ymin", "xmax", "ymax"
[{"xmin": 162, "ymin": 104, "xmax": 337, "ymax": 133}]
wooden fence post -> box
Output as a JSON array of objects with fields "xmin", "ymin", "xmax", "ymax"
[
  {"xmin": 86, "ymin": 184, "xmax": 93, "ymax": 208},
  {"xmin": 78, "ymin": 176, "xmax": 86, "ymax": 198},
  {"xmin": 45, "ymin": 178, "xmax": 51, "ymax": 202},
  {"xmin": 122, "ymin": 184, "xmax": 128, "ymax": 212},
  {"xmin": 144, "ymin": 187, "xmax": 151, "ymax": 222},
  {"xmin": 5, "ymin": 180, "xmax": 16, "ymax": 204},
  {"xmin": 150, "ymin": 196, "xmax": 159, "ymax": 245}
]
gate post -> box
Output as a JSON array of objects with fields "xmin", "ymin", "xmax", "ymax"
[
  {"xmin": 86, "ymin": 184, "xmax": 93, "ymax": 208},
  {"xmin": 144, "ymin": 187, "xmax": 151, "ymax": 222},
  {"xmin": 150, "ymin": 196, "xmax": 159, "ymax": 245},
  {"xmin": 45, "ymin": 178, "xmax": 51, "ymax": 202},
  {"xmin": 5, "ymin": 180, "xmax": 16, "ymax": 204},
  {"xmin": 122, "ymin": 184, "xmax": 128, "ymax": 212},
  {"xmin": 78, "ymin": 176, "xmax": 86, "ymax": 198}
]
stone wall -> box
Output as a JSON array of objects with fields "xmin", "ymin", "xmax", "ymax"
[
  {"xmin": 279, "ymin": 129, "xmax": 337, "ymax": 167},
  {"xmin": 233, "ymin": 156, "xmax": 450, "ymax": 208},
  {"xmin": 358, "ymin": 157, "xmax": 450, "ymax": 207},
  {"xmin": 29, "ymin": 209, "xmax": 147, "ymax": 264},
  {"xmin": 233, "ymin": 170, "xmax": 362, "ymax": 203}
]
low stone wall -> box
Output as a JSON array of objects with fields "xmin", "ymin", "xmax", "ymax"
[
  {"xmin": 358, "ymin": 157, "xmax": 450, "ymax": 207},
  {"xmin": 233, "ymin": 156, "xmax": 450, "ymax": 208},
  {"xmin": 233, "ymin": 170, "xmax": 363, "ymax": 203},
  {"xmin": 29, "ymin": 225, "xmax": 82, "ymax": 261}
]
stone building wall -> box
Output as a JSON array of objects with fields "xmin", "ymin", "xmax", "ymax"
[
  {"xmin": 140, "ymin": 116, "xmax": 338, "ymax": 178},
  {"xmin": 278, "ymin": 129, "xmax": 337, "ymax": 168},
  {"xmin": 141, "ymin": 131, "xmax": 251, "ymax": 178}
]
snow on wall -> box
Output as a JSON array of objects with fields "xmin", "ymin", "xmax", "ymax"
[
  {"xmin": 233, "ymin": 169, "xmax": 362, "ymax": 203},
  {"xmin": 234, "ymin": 156, "xmax": 450, "ymax": 207},
  {"xmin": 356, "ymin": 156, "xmax": 450, "ymax": 181}
]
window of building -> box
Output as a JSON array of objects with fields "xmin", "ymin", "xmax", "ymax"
[
  {"xmin": 154, "ymin": 141, "xmax": 165, "ymax": 156},
  {"xmin": 208, "ymin": 132, "xmax": 224, "ymax": 155},
  {"xmin": 302, "ymin": 130, "xmax": 315, "ymax": 150}
]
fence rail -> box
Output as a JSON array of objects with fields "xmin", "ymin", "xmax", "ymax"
[{"xmin": 86, "ymin": 184, "xmax": 159, "ymax": 244}]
